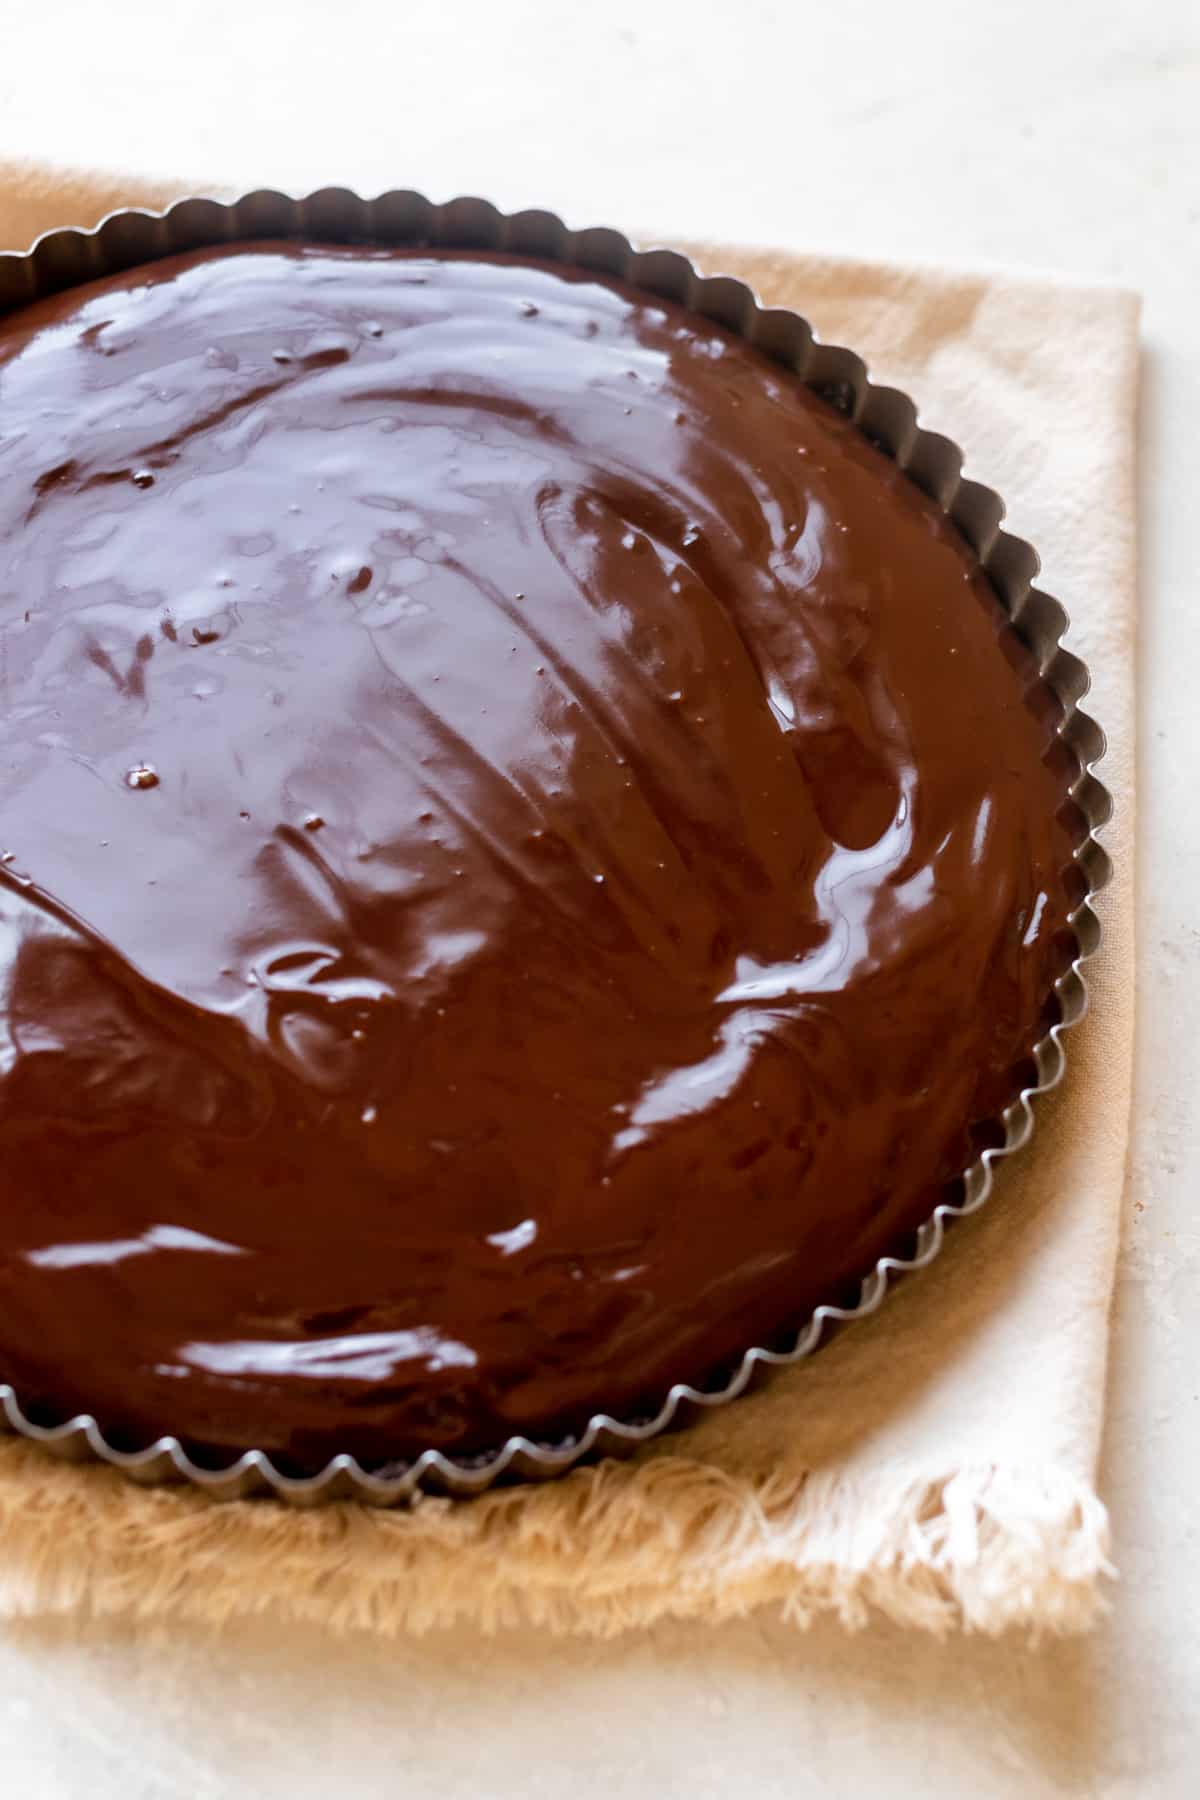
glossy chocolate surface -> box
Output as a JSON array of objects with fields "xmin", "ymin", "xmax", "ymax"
[{"xmin": 0, "ymin": 243, "xmax": 1076, "ymax": 1466}]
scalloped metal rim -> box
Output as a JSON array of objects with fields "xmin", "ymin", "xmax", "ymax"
[{"xmin": 0, "ymin": 189, "xmax": 1112, "ymax": 1506}]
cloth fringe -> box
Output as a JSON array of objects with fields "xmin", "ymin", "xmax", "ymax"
[{"xmin": 0, "ymin": 1445, "xmax": 1112, "ymax": 1638}]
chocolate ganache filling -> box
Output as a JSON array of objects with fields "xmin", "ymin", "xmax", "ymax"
[{"xmin": 0, "ymin": 243, "xmax": 1078, "ymax": 1467}]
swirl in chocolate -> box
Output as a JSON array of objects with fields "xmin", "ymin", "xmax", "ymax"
[{"xmin": 0, "ymin": 244, "xmax": 1077, "ymax": 1466}]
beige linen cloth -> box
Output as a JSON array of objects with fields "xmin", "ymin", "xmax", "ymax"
[{"xmin": 0, "ymin": 162, "xmax": 1139, "ymax": 1637}]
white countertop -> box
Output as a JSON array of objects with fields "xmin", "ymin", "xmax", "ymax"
[{"xmin": 0, "ymin": 2, "xmax": 1196, "ymax": 1793}]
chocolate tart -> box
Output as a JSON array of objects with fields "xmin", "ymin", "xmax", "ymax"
[{"xmin": 0, "ymin": 193, "xmax": 1109, "ymax": 1502}]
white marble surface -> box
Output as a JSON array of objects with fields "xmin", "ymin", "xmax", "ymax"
[{"xmin": 0, "ymin": 1, "xmax": 1196, "ymax": 1793}]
